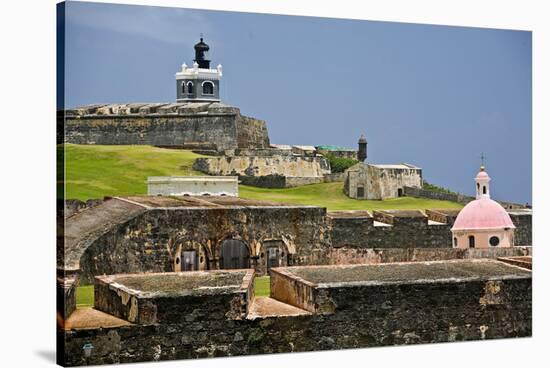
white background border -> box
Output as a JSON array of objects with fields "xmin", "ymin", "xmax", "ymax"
[{"xmin": 0, "ymin": 1, "xmax": 547, "ymax": 367}]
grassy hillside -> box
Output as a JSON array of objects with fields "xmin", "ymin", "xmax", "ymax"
[
  {"xmin": 240, "ymin": 182, "xmax": 461, "ymax": 210},
  {"xmin": 61, "ymin": 144, "xmax": 206, "ymax": 200},
  {"xmin": 61, "ymin": 144, "xmax": 462, "ymax": 210}
]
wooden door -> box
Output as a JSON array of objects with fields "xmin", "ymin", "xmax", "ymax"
[
  {"xmin": 267, "ymin": 246, "xmax": 280, "ymax": 270},
  {"xmin": 220, "ymin": 239, "xmax": 250, "ymax": 269}
]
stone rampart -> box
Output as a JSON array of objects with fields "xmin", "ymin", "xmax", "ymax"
[
  {"xmin": 60, "ymin": 260, "xmax": 531, "ymax": 366},
  {"xmin": 403, "ymin": 186, "xmax": 528, "ymax": 209},
  {"xmin": 61, "ymin": 103, "xmax": 269, "ymax": 151},
  {"xmin": 193, "ymin": 155, "xmax": 330, "ymax": 178},
  {"xmin": 61, "ymin": 197, "xmax": 532, "ymax": 284}
]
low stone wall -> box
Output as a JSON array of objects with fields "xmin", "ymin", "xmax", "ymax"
[
  {"xmin": 63, "ymin": 198, "xmax": 533, "ymax": 284},
  {"xmin": 61, "ymin": 103, "xmax": 269, "ymax": 151},
  {"xmin": 240, "ymin": 175, "xmax": 323, "ymax": 188},
  {"xmin": 60, "ymin": 260, "xmax": 531, "ymax": 366},
  {"xmin": 64, "ymin": 199, "xmax": 104, "ymax": 218},
  {"xmin": 508, "ymin": 211, "xmax": 532, "ymax": 246},
  {"xmin": 403, "ymin": 186, "xmax": 528, "ymax": 209},
  {"xmin": 73, "ymin": 198, "xmax": 328, "ymax": 283},
  {"xmin": 323, "ymin": 173, "xmax": 345, "ymax": 183},
  {"xmin": 193, "ymin": 155, "xmax": 330, "ymax": 178},
  {"xmin": 95, "ymin": 270, "xmax": 253, "ymax": 324},
  {"xmin": 317, "ymin": 246, "xmax": 532, "ymax": 266},
  {"xmin": 328, "ymin": 210, "xmax": 532, "ymax": 248}
]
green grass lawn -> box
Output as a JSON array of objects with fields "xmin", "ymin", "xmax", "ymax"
[
  {"xmin": 61, "ymin": 144, "xmax": 462, "ymax": 210},
  {"xmin": 61, "ymin": 144, "xmax": 206, "ymax": 200},
  {"xmin": 254, "ymin": 276, "xmax": 270, "ymax": 297},
  {"xmin": 75, "ymin": 285, "xmax": 94, "ymax": 308},
  {"xmin": 240, "ymin": 182, "xmax": 462, "ymax": 211}
]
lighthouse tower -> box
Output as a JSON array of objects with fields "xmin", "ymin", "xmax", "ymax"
[{"xmin": 176, "ymin": 37, "xmax": 222, "ymax": 102}]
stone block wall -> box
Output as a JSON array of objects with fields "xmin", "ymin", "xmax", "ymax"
[
  {"xmin": 193, "ymin": 155, "xmax": 330, "ymax": 178},
  {"xmin": 328, "ymin": 210, "xmax": 531, "ymax": 249},
  {"xmin": 94, "ymin": 271, "xmax": 253, "ymax": 324},
  {"xmin": 60, "ymin": 260, "xmax": 531, "ymax": 366},
  {"xmin": 61, "ymin": 103, "xmax": 269, "ymax": 151},
  {"xmin": 240, "ymin": 175, "xmax": 323, "ymax": 188},
  {"xmin": 78, "ymin": 205, "xmax": 329, "ymax": 283},
  {"xmin": 328, "ymin": 212, "xmax": 452, "ymax": 249},
  {"xmin": 403, "ymin": 186, "xmax": 529, "ymax": 210},
  {"xmin": 66, "ymin": 199, "xmax": 532, "ymax": 284},
  {"xmin": 509, "ymin": 211, "xmax": 532, "ymax": 246},
  {"xmin": 345, "ymin": 163, "xmax": 422, "ymax": 200}
]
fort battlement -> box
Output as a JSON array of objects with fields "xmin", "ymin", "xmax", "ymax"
[
  {"xmin": 60, "ymin": 102, "xmax": 270, "ymax": 151},
  {"xmin": 61, "ymin": 259, "xmax": 531, "ymax": 366},
  {"xmin": 59, "ymin": 196, "xmax": 532, "ymax": 287}
]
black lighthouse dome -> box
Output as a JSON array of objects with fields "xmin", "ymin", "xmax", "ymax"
[{"xmin": 194, "ymin": 37, "xmax": 211, "ymax": 69}]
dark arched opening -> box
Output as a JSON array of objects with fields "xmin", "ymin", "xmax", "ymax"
[
  {"xmin": 219, "ymin": 239, "xmax": 250, "ymax": 269},
  {"xmin": 202, "ymin": 81, "xmax": 214, "ymax": 95},
  {"xmin": 468, "ymin": 235, "xmax": 475, "ymax": 248}
]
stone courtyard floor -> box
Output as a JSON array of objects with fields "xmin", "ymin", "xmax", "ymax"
[
  {"xmin": 64, "ymin": 308, "xmax": 132, "ymax": 330},
  {"xmin": 246, "ymin": 297, "xmax": 311, "ymax": 320}
]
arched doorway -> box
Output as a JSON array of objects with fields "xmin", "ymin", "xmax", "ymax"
[
  {"xmin": 219, "ymin": 239, "xmax": 250, "ymax": 269},
  {"xmin": 260, "ymin": 240, "xmax": 288, "ymax": 274}
]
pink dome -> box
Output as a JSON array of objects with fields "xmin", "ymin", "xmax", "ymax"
[
  {"xmin": 476, "ymin": 171, "xmax": 489, "ymax": 179},
  {"xmin": 452, "ymin": 198, "xmax": 515, "ymax": 231}
]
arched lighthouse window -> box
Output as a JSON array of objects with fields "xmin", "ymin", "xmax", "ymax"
[
  {"xmin": 187, "ymin": 82, "xmax": 194, "ymax": 94},
  {"xmin": 202, "ymin": 81, "xmax": 214, "ymax": 95},
  {"xmin": 181, "ymin": 83, "xmax": 185, "ymax": 94}
]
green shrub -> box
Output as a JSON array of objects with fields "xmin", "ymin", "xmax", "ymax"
[
  {"xmin": 422, "ymin": 180, "xmax": 458, "ymax": 195},
  {"xmin": 325, "ymin": 153, "xmax": 359, "ymax": 173}
]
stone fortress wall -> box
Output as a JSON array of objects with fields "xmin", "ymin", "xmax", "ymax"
[
  {"xmin": 192, "ymin": 148, "xmax": 331, "ymax": 187},
  {"xmin": 403, "ymin": 186, "xmax": 530, "ymax": 210},
  {"xmin": 58, "ymin": 197, "xmax": 532, "ymax": 366},
  {"xmin": 60, "ymin": 103, "xmax": 269, "ymax": 151},
  {"xmin": 61, "ymin": 197, "xmax": 532, "ymax": 286},
  {"xmin": 60, "ymin": 259, "xmax": 531, "ymax": 366}
]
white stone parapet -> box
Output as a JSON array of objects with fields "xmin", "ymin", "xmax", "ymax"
[
  {"xmin": 175, "ymin": 63, "xmax": 223, "ymax": 81},
  {"xmin": 147, "ymin": 176, "xmax": 238, "ymax": 197}
]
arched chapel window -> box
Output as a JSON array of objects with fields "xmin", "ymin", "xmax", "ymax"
[{"xmin": 202, "ymin": 81, "xmax": 214, "ymax": 95}]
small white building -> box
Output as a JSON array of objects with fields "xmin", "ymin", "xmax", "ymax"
[
  {"xmin": 147, "ymin": 176, "xmax": 238, "ymax": 197},
  {"xmin": 451, "ymin": 166, "xmax": 515, "ymax": 249}
]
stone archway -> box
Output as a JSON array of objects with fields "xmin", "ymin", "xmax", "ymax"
[
  {"xmin": 219, "ymin": 239, "xmax": 250, "ymax": 269},
  {"xmin": 258, "ymin": 239, "xmax": 288, "ymax": 275},
  {"xmin": 173, "ymin": 239, "xmax": 211, "ymax": 272}
]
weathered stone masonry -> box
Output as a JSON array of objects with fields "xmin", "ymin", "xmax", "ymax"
[
  {"xmin": 61, "ymin": 197, "xmax": 532, "ymax": 285},
  {"xmin": 64, "ymin": 197, "xmax": 328, "ymax": 284},
  {"xmin": 60, "ymin": 260, "xmax": 531, "ymax": 366},
  {"xmin": 61, "ymin": 103, "xmax": 269, "ymax": 151}
]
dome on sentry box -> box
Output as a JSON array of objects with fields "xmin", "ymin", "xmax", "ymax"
[
  {"xmin": 451, "ymin": 197, "xmax": 515, "ymax": 231},
  {"xmin": 451, "ymin": 165, "xmax": 515, "ymax": 231}
]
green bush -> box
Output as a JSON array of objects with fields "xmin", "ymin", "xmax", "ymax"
[
  {"xmin": 325, "ymin": 153, "xmax": 359, "ymax": 173},
  {"xmin": 422, "ymin": 180, "xmax": 458, "ymax": 195}
]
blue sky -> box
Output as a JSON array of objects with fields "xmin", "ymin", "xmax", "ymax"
[{"xmin": 62, "ymin": 1, "xmax": 532, "ymax": 204}]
